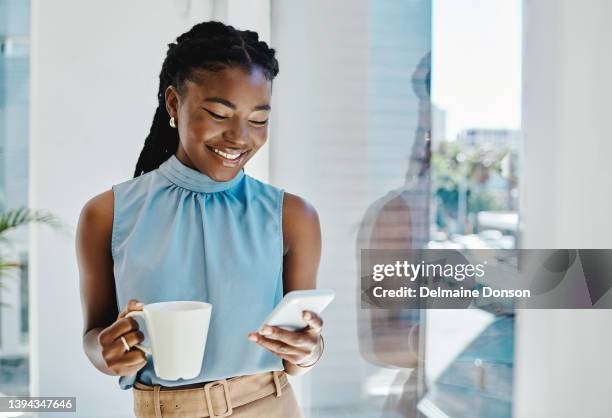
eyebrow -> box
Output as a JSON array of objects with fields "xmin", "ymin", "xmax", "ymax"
[{"xmin": 203, "ymin": 97, "xmax": 271, "ymax": 111}]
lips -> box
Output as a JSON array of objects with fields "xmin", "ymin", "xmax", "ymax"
[{"xmin": 206, "ymin": 145, "xmax": 249, "ymax": 166}]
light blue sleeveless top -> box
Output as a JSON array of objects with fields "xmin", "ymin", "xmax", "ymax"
[{"xmin": 111, "ymin": 154, "xmax": 285, "ymax": 390}]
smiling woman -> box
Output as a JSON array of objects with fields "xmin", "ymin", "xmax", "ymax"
[
  {"xmin": 166, "ymin": 67, "xmax": 272, "ymax": 179},
  {"xmin": 77, "ymin": 21, "xmax": 323, "ymax": 418}
]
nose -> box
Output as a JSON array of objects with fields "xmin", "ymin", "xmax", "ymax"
[{"xmin": 224, "ymin": 117, "xmax": 249, "ymax": 146}]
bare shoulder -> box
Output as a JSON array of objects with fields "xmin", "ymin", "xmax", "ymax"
[
  {"xmin": 282, "ymin": 192, "xmax": 321, "ymax": 254},
  {"xmin": 282, "ymin": 192, "xmax": 319, "ymax": 225},
  {"xmin": 77, "ymin": 190, "xmax": 119, "ymax": 336},
  {"xmin": 77, "ymin": 189, "xmax": 114, "ymax": 238}
]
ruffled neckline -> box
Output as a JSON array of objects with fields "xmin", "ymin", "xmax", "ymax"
[{"xmin": 158, "ymin": 154, "xmax": 245, "ymax": 193}]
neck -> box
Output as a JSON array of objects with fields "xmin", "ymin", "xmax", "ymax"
[{"xmin": 175, "ymin": 146, "xmax": 197, "ymax": 170}]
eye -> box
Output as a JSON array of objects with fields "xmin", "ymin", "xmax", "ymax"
[
  {"xmin": 249, "ymin": 119, "xmax": 269, "ymax": 126},
  {"xmin": 203, "ymin": 108, "xmax": 228, "ymax": 120}
]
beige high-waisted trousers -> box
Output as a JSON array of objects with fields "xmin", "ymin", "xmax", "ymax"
[{"xmin": 132, "ymin": 370, "xmax": 305, "ymax": 418}]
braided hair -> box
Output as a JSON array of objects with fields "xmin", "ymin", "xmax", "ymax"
[{"xmin": 133, "ymin": 21, "xmax": 280, "ymax": 177}]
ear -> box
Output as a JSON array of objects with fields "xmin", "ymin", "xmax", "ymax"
[{"xmin": 164, "ymin": 85, "xmax": 180, "ymax": 120}]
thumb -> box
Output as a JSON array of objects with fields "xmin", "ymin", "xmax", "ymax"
[{"xmin": 118, "ymin": 299, "xmax": 144, "ymax": 319}]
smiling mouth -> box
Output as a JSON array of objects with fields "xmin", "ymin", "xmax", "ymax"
[{"xmin": 206, "ymin": 145, "xmax": 249, "ymax": 165}]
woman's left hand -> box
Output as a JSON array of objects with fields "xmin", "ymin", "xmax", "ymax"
[{"xmin": 248, "ymin": 310, "xmax": 323, "ymax": 366}]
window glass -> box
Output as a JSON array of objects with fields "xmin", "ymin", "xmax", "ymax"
[
  {"xmin": 270, "ymin": 1, "xmax": 521, "ymax": 417},
  {"xmin": 0, "ymin": 0, "xmax": 31, "ymax": 398}
]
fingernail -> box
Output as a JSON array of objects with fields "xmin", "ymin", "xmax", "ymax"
[
  {"xmin": 135, "ymin": 302, "xmax": 144, "ymax": 307},
  {"xmin": 303, "ymin": 312, "xmax": 312, "ymax": 320},
  {"xmin": 260, "ymin": 326, "xmax": 271, "ymax": 335},
  {"xmin": 248, "ymin": 334, "xmax": 257, "ymax": 341}
]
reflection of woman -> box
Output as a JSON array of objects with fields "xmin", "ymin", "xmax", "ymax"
[
  {"xmin": 357, "ymin": 52, "xmax": 431, "ymax": 418},
  {"xmin": 77, "ymin": 21, "xmax": 324, "ymax": 417}
]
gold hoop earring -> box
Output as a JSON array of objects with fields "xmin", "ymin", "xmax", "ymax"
[{"xmin": 169, "ymin": 117, "xmax": 176, "ymax": 128}]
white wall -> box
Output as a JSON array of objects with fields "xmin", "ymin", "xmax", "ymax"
[{"xmin": 516, "ymin": 1, "xmax": 612, "ymax": 417}]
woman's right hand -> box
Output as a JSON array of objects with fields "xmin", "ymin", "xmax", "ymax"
[{"xmin": 97, "ymin": 299, "xmax": 147, "ymax": 376}]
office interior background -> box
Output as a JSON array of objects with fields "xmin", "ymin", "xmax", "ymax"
[{"xmin": 0, "ymin": 0, "xmax": 611, "ymax": 417}]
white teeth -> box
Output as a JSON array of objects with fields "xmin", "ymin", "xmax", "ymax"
[{"xmin": 212, "ymin": 147, "xmax": 243, "ymax": 160}]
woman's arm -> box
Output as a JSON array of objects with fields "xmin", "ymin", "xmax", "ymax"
[
  {"xmin": 281, "ymin": 193, "xmax": 323, "ymax": 375},
  {"xmin": 248, "ymin": 192, "xmax": 323, "ymax": 376},
  {"xmin": 356, "ymin": 198, "xmax": 420, "ymax": 368},
  {"xmin": 281, "ymin": 192, "xmax": 321, "ymax": 293},
  {"xmin": 77, "ymin": 190, "xmax": 146, "ymax": 376}
]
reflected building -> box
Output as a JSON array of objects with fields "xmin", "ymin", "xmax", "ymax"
[{"xmin": 456, "ymin": 128, "xmax": 520, "ymax": 152}]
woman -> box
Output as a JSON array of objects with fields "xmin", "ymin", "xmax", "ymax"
[{"xmin": 77, "ymin": 21, "xmax": 323, "ymax": 418}]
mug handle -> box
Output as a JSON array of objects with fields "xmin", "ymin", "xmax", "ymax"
[{"xmin": 125, "ymin": 311, "xmax": 153, "ymax": 355}]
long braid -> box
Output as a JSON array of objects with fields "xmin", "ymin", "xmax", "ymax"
[{"xmin": 133, "ymin": 21, "xmax": 279, "ymax": 177}]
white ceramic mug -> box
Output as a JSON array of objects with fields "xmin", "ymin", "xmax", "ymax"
[{"xmin": 126, "ymin": 300, "xmax": 212, "ymax": 380}]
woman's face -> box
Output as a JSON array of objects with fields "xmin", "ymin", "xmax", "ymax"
[{"xmin": 165, "ymin": 66, "xmax": 272, "ymax": 182}]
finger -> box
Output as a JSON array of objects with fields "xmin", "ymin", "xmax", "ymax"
[
  {"xmin": 118, "ymin": 299, "xmax": 144, "ymax": 319},
  {"xmin": 302, "ymin": 310, "xmax": 323, "ymax": 333},
  {"xmin": 108, "ymin": 349, "xmax": 147, "ymax": 369},
  {"xmin": 122, "ymin": 350, "xmax": 148, "ymax": 367},
  {"xmin": 249, "ymin": 334, "xmax": 311, "ymax": 357},
  {"xmin": 100, "ymin": 317, "xmax": 141, "ymax": 345},
  {"xmin": 118, "ymin": 330, "xmax": 145, "ymax": 350},
  {"xmin": 258, "ymin": 326, "xmax": 312, "ymax": 348},
  {"xmin": 104, "ymin": 330, "xmax": 145, "ymax": 360},
  {"xmin": 247, "ymin": 334, "xmax": 311, "ymax": 365}
]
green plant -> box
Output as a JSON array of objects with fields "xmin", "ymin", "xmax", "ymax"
[
  {"xmin": 432, "ymin": 141, "xmax": 509, "ymax": 232},
  {"xmin": 0, "ymin": 207, "xmax": 64, "ymax": 306}
]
